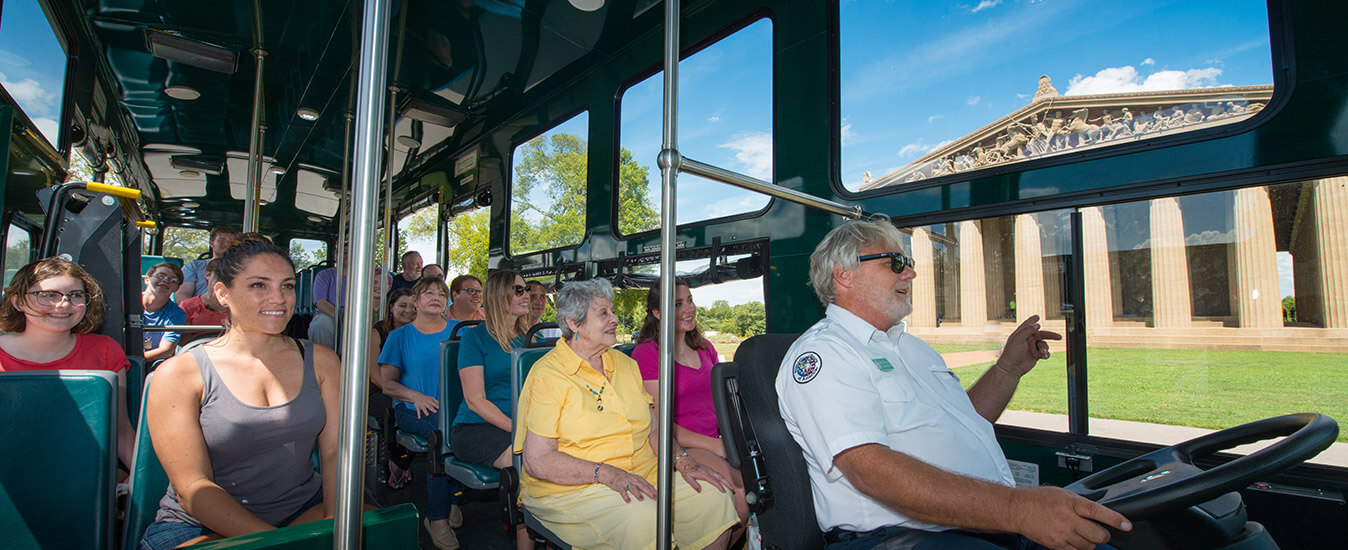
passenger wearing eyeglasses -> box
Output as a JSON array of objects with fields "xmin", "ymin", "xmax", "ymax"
[
  {"xmin": 0, "ymin": 257, "xmax": 135, "ymax": 470},
  {"xmin": 776, "ymin": 217, "xmax": 1130, "ymax": 550},
  {"xmin": 143, "ymin": 263, "xmax": 187, "ymax": 362},
  {"xmin": 454, "ymin": 270, "xmax": 534, "ymax": 548},
  {"xmin": 444, "ymin": 274, "xmax": 486, "ymax": 322}
]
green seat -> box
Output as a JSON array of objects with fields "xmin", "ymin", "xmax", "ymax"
[
  {"xmin": 127, "ymin": 356, "xmax": 147, "ymax": 424},
  {"xmin": 0, "ymin": 370, "xmax": 118, "ymax": 550},
  {"xmin": 170, "ymin": 503, "xmax": 419, "ymax": 550},
  {"xmin": 395, "ymin": 431, "xmax": 428, "ymax": 453},
  {"xmin": 615, "ymin": 343, "xmax": 637, "ymax": 357},
  {"xmin": 438, "ymin": 338, "xmax": 501, "ymax": 490},
  {"xmin": 122, "ymin": 372, "xmax": 170, "ymax": 550},
  {"xmin": 509, "ymin": 343, "xmax": 571, "ymax": 549}
]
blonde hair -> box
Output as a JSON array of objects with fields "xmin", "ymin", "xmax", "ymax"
[{"xmin": 483, "ymin": 270, "xmax": 530, "ymax": 352}]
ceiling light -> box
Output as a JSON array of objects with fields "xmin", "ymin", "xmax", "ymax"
[
  {"xmin": 397, "ymin": 135, "xmax": 421, "ymax": 148},
  {"xmin": 146, "ymin": 29, "xmax": 238, "ymax": 74},
  {"xmin": 297, "ymin": 107, "xmax": 320, "ymax": 121},
  {"xmin": 569, "ymin": 0, "xmax": 605, "ymax": 11},
  {"xmin": 307, "ymin": 215, "xmax": 325, "ymax": 223},
  {"xmin": 178, "ymin": 169, "xmax": 200, "ymax": 178},
  {"xmin": 164, "ymin": 85, "xmax": 200, "ymax": 100},
  {"xmin": 181, "ymin": 201, "xmax": 201, "ymax": 208}
]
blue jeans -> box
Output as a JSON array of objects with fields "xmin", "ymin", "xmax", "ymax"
[
  {"xmin": 393, "ymin": 404, "xmax": 455, "ymax": 521},
  {"xmin": 140, "ymin": 488, "xmax": 323, "ymax": 550}
]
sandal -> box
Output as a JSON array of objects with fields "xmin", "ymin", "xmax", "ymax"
[{"xmin": 386, "ymin": 460, "xmax": 412, "ymax": 490}]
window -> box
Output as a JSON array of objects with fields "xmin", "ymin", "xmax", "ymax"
[
  {"xmin": 4, "ymin": 223, "xmax": 33, "ymax": 287},
  {"xmin": 289, "ymin": 238, "xmax": 328, "ymax": 272},
  {"xmin": 162, "ymin": 226, "xmax": 210, "ymax": 262},
  {"xmin": 0, "ymin": 0, "xmax": 68, "ymax": 147},
  {"xmin": 840, "ymin": 1, "xmax": 1274, "ymax": 192},
  {"xmin": 618, "ymin": 18, "xmax": 773, "ymax": 234},
  {"xmin": 510, "ymin": 111, "xmax": 589, "ymax": 256},
  {"xmin": 903, "ymin": 179, "xmax": 1348, "ymax": 467}
]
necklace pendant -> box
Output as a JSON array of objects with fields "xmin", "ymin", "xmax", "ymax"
[{"xmin": 597, "ymin": 404, "xmax": 604, "ymax": 411}]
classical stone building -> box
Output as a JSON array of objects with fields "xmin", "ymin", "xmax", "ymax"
[{"xmin": 869, "ymin": 78, "xmax": 1348, "ymax": 352}]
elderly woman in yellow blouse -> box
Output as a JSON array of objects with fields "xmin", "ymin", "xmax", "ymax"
[{"xmin": 514, "ymin": 279, "xmax": 738, "ymax": 550}]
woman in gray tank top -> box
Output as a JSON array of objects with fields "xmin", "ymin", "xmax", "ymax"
[{"xmin": 141, "ymin": 241, "xmax": 344, "ymax": 550}]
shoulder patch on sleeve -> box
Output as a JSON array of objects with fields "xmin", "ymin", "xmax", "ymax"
[{"xmin": 792, "ymin": 351, "xmax": 823, "ymax": 384}]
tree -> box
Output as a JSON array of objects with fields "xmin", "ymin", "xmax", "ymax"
[
  {"xmin": 509, "ymin": 133, "xmax": 658, "ymax": 254},
  {"xmin": 162, "ymin": 226, "xmax": 210, "ymax": 261},
  {"xmin": 442, "ymin": 209, "xmax": 489, "ymax": 280},
  {"xmin": 1282, "ymin": 295, "xmax": 1296, "ymax": 324}
]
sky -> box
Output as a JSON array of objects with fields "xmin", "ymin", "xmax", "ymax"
[
  {"xmin": 0, "ymin": 0, "xmax": 66, "ymax": 146},
  {"xmin": 4, "ymin": 0, "xmax": 1288, "ymax": 302}
]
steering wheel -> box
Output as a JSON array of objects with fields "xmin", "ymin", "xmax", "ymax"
[{"xmin": 1064, "ymin": 413, "xmax": 1338, "ymax": 521}]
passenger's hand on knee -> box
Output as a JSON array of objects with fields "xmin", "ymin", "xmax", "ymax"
[
  {"xmin": 410, "ymin": 393, "xmax": 439, "ymax": 417},
  {"xmin": 598, "ymin": 464, "xmax": 657, "ymax": 503},
  {"xmin": 1011, "ymin": 487, "xmax": 1130, "ymax": 550},
  {"xmin": 675, "ymin": 455, "xmax": 730, "ymax": 493}
]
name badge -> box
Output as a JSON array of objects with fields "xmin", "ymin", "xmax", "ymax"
[{"xmin": 872, "ymin": 358, "xmax": 894, "ymax": 371}]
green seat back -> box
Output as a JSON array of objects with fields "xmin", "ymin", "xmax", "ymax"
[
  {"xmin": 0, "ymin": 370, "xmax": 118, "ymax": 550},
  {"xmin": 122, "ymin": 372, "xmax": 169, "ymax": 550},
  {"xmin": 438, "ymin": 331, "xmax": 501, "ymax": 489},
  {"xmin": 182, "ymin": 503, "xmax": 420, "ymax": 550},
  {"xmin": 615, "ymin": 343, "xmax": 637, "ymax": 357}
]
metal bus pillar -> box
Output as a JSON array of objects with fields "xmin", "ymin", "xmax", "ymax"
[
  {"xmin": 655, "ymin": 0, "xmax": 680, "ymax": 548},
  {"xmin": 335, "ymin": 0, "xmax": 393, "ymax": 546}
]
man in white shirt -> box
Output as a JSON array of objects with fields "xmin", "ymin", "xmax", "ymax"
[{"xmin": 776, "ymin": 217, "xmax": 1130, "ymax": 550}]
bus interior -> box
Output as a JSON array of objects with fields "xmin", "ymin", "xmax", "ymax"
[{"xmin": 0, "ymin": 0, "xmax": 1344, "ymax": 548}]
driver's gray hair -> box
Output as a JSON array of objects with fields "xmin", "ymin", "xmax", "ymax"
[
  {"xmin": 809, "ymin": 215, "xmax": 906, "ymax": 306},
  {"xmin": 555, "ymin": 279, "xmax": 615, "ymax": 339}
]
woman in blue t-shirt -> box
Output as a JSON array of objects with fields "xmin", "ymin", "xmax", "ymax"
[
  {"xmin": 453, "ymin": 269, "xmax": 531, "ymax": 470},
  {"xmin": 377, "ymin": 276, "xmax": 461, "ymax": 550}
]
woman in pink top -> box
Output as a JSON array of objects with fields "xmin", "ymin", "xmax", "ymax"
[
  {"xmin": 0, "ymin": 257, "xmax": 134, "ymax": 469},
  {"xmin": 632, "ymin": 279, "xmax": 748, "ymax": 533}
]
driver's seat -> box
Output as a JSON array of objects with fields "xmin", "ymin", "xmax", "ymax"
[{"xmin": 712, "ymin": 334, "xmax": 826, "ymax": 550}]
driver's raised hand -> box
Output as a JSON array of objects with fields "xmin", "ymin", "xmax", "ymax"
[
  {"xmin": 1011, "ymin": 486, "xmax": 1131, "ymax": 550},
  {"xmin": 995, "ymin": 315, "xmax": 1063, "ymax": 377}
]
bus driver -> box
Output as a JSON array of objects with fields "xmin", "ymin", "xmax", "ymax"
[{"xmin": 776, "ymin": 217, "xmax": 1132, "ymax": 550}]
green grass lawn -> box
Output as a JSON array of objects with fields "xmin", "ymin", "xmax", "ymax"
[
  {"xmin": 931, "ymin": 342, "xmax": 1003, "ymax": 354},
  {"xmin": 951, "ymin": 348, "xmax": 1348, "ymax": 442}
]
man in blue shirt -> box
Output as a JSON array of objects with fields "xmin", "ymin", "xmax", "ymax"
[{"xmin": 143, "ymin": 262, "xmax": 186, "ymax": 362}]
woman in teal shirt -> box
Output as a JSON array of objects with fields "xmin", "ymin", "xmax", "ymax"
[{"xmin": 453, "ymin": 269, "xmax": 531, "ymax": 469}]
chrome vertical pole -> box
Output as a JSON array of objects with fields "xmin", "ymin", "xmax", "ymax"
[
  {"xmin": 243, "ymin": 47, "xmax": 266, "ymax": 233},
  {"xmin": 335, "ymin": 0, "xmax": 392, "ymax": 545},
  {"xmin": 655, "ymin": 0, "xmax": 680, "ymax": 548}
]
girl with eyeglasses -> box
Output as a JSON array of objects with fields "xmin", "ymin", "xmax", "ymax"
[
  {"xmin": 454, "ymin": 269, "xmax": 533, "ymax": 549},
  {"xmin": 0, "ymin": 257, "xmax": 135, "ymax": 469}
]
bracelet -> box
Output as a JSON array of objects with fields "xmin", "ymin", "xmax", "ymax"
[
  {"xmin": 674, "ymin": 450, "xmax": 691, "ymax": 463},
  {"xmin": 594, "ymin": 462, "xmax": 603, "ymax": 483}
]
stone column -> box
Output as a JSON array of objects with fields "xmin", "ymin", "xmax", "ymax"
[
  {"xmin": 984, "ymin": 218, "xmax": 1007, "ymax": 320},
  {"xmin": 910, "ymin": 227, "xmax": 938, "ymax": 328},
  {"xmin": 1313, "ymin": 177, "xmax": 1348, "ymax": 327},
  {"xmin": 1081, "ymin": 206, "xmax": 1114, "ymax": 328},
  {"xmin": 1233, "ymin": 187, "xmax": 1284, "ymax": 327},
  {"xmin": 1150, "ymin": 197, "xmax": 1192, "ymax": 327},
  {"xmin": 959, "ymin": 220, "xmax": 987, "ymax": 328},
  {"xmin": 1014, "ymin": 213, "xmax": 1046, "ymax": 322}
]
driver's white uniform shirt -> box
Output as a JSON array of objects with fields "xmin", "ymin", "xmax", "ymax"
[{"xmin": 776, "ymin": 304, "xmax": 1016, "ymax": 533}]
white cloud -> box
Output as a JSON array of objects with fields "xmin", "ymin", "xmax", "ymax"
[
  {"xmin": 1015, "ymin": 92, "xmax": 1029, "ymax": 100},
  {"xmin": 1064, "ymin": 65, "xmax": 1224, "ymax": 95},
  {"xmin": 1184, "ymin": 229, "xmax": 1234, "ymax": 246},
  {"xmin": 717, "ymin": 131, "xmax": 773, "ymax": 180},
  {"xmin": 1141, "ymin": 58, "xmax": 1156, "ymax": 66},
  {"xmin": 928, "ymin": 114, "xmax": 945, "ymax": 123},
  {"xmin": 896, "ymin": 139, "xmax": 952, "ymax": 159},
  {"xmin": 708, "ymin": 116, "xmax": 721, "ymax": 123},
  {"xmin": 971, "ymin": 0, "xmax": 1002, "ymax": 13},
  {"xmin": 33, "ymin": 117, "xmax": 59, "ymax": 145},
  {"xmin": 0, "ymin": 71, "xmax": 53, "ymax": 112},
  {"xmin": 967, "ymin": 95, "xmax": 981, "ymax": 106},
  {"xmin": 0, "ymin": 49, "xmax": 31, "ymax": 67},
  {"xmin": 840, "ymin": 123, "xmax": 856, "ymax": 145}
]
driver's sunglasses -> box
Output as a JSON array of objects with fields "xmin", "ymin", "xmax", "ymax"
[
  {"xmin": 511, "ymin": 285, "xmax": 527, "ymax": 296},
  {"xmin": 857, "ymin": 252, "xmax": 915, "ymax": 274}
]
